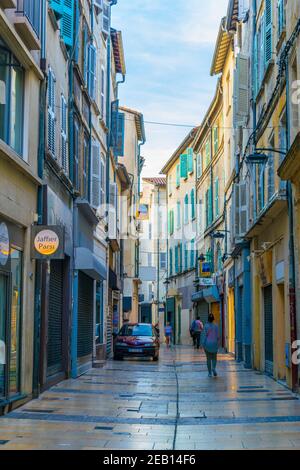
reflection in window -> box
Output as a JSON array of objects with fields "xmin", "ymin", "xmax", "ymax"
[{"xmin": 9, "ymin": 248, "xmax": 22, "ymax": 395}]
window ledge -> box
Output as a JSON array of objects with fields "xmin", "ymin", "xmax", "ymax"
[{"xmin": 0, "ymin": 139, "xmax": 42, "ymax": 186}]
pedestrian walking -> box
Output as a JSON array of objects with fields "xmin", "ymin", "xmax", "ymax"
[
  {"xmin": 201, "ymin": 314, "xmax": 219, "ymax": 377},
  {"xmin": 190, "ymin": 317, "xmax": 204, "ymax": 349},
  {"xmin": 164, "ymin": 322, "xmax": 172, "ymax": 349}
]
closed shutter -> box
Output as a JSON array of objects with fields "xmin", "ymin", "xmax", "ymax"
[
  {"xmin": 106, "ymin": 304, "xmax": 113, "ymax": 357},
  {"xmin": 91, "ymin": 140, "xmax": 101, "ymax": 209},
  {"xmin": 88, "ymin": 44, "xmax": 97, "ymax": 100},
  {"xmin": 264, "ymin": 285, "xmax": 274, "ymax": 376},
  {"xmin": 214, "ymin": 179, "xmax": 219, "ymax": 218},
  {"xmin": 102, "ymin": 0, "xmax": 111, "ymax": 37},
  {"xmin": 48, "ymin": 69, "xmax": 56, "ymax": 157},
  {"xmin": 187, "ymin": 148, "xmax": 194, "ymax": 173},
  {"xmin": 61, "ymin": 0, "xmax": 74, "ymax": 49},
  {"xmin": 197, "ymin": 301, "xmax": 209, "ymax": 327},
  {"xmin": 191, "ymin": 189, "xmax": 195, "ymax": 220},
  {"xmin": 265, "ymin": 0, "xmax": 273, "ymax": 65},
  {"xmin": 235, "ymin": 54, "xmax": 249, "ymax": 125},
  {"xmin": 49, "ymin": 0, "xmax": 63, "ymax": 18},
  {"xmin": 61, "ymin": 94, "xmax": 68, "ymax": 174},
  {"xmin": 176, "ymin": 165, "xmax": 180, "ymax": 187},
  {"xmin": 47, "ymin": 261, "xmax": 64, "ymax": 376},
  {"xmin": 77, "ymin": 272, "xmax": 93, "ymax": 359}
]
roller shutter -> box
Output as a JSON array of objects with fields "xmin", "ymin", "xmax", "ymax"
[
  {"xmin": 77, "ymin": 272, "xmax": 93, "ymax": 358},
  {"xmin": 197, "ymin": 300, "xmax": 209, "ymax": 326},
  {"xmin": 106, "ymin": 304, "xmax": 113, "ymax": 357},
  {"xmin": 47, "ymin": 261, "xmax": 64, "ymax": 376},
  {"xmin": 264, "ymin": 285, "xmax": 273, "ymax": 376}
]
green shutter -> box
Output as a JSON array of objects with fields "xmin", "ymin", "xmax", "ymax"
[
  {"xmin": 265, "ymin": 0, "xmax": 272, "ymax": 65},
  {"xmin": 190, "ymin": 240, "xmax": 195, "ymax": 269},
  {"xmin": 169, "ymin": 248, "xmax": 173, "ymax": 276},
  {"xmin": 187, "ymin": 148, "xmax": 194, "ymax": 173},
  {"xmin": 191, "ymin": 189, "xmax": 195, "ymax": 220},
  {"xmin": 208, "ymin": 186, "xmax": 213, "ymax": 225},
  {"xmin": 61, "ymin": 0, "xmax": 74, "ymax": 49},
  {"xmin": 177, "ymin": 201, "xmax": 181, "ymax": 229},
  {"xmin": 49, "ymin": 0, "xmax": 63, "ymax": 18},
  {"xmin": 213, "ymin": 127, "xmax": 218, "ymax": 154},
  {"xmin": 180, "ymin": 154, "xmax": 188, "ymax": 179},
  {"xmin": 175, "ymin": 246, "xmax": 178, "ymax": 274}
]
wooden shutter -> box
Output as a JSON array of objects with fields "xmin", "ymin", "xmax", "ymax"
[
  {"xmin": 115, "ymin": 113, "xmax": 125, "ymax": 157},
  {"xmin": 180, "ymin": 154, "xmax": 188, "ymax": 179},
  {"xmin": 214, "ymin": 178, "xmax": 219, "ymax": 218},
  {"xmin": 102, "ymin": 0, "xmax": 111, "ymax": 37},
  {"xmin": 191, "ymin": 189, "xmax": 195, "ymax": 220},
  {"xmin": 88, "ymin": 44, "xmax": 97, "ymax": 100},
  {"xmin": 208, "ymin": 186, "xmax": 213, "ymax": 225},
  {"xmin": 176, "ymin": 165, "xmax": 180, "ymax": 187},
  {"xmin": 49, "ymin": 0, "xmax": 63, "ymax": 18},
  {"xmin": 187, "ymin": 148, "xmax": 194, "ymax": 173},
  {"xmin": 48, "ymin": 69, "xmax": 56, "ymax": 157},
  {"xmin": 197, "ymin": 153, "xmax": 202, "ymax": 179},
  {"xmin": 177, "ymin": 201, "xmax": 181, "ymax": 229},
  {"xmin": 61, "ymin": 0, "xmax": 74, "ymax": 48},
  {"xmin": 91, "ymin": 141, "xmax": 101, "ymax": 209},
  {"xmin": 265, "ymin": 0, "xmax": 273, "ymax": 65},
  {"xmin": 239, "ymin": 181, "xmax": 249, "ymax": 236},
  {"xmin": 61, "ymin": 94, "xmax": 68, "ymax": 173},
  {"xmin": 238, "ymin": 0, "xmax": 249, "ymax": 20},
  {"xmin": 235, "ymin": 54, "xmax": 249, "ymax": 124}
]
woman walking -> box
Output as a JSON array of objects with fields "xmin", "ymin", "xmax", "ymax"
[{"xmin": 201, "ymin": 314, "xmax": 219, "ymax": 377}]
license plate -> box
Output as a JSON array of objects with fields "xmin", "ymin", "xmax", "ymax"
[{"xmin": 128, "ymin": 348, "xmax": 143, "ymax": 353}]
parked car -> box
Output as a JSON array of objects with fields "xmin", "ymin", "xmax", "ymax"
[{"xmin": 113, "ymin": 323, "xmax": 160, "ymax": 361}]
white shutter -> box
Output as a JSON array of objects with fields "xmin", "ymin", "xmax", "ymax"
[
  {"xmin": 235, "ymin": 181, "xmax": 249, "ymax": 238},
  {"xmin": 61, "ymin": 94, "xmax": 68, "ymax": 174},
  {"xmin": 91, "ymin": 141, "xmax": 101, "ymax": 209},
  {"xmin": 238, "ymin": 0, "xmax": 249, "ymax": 20},
  {"xmin": 102, "ymin": 0, "xmax": 111, "ymax": 37},
  {"xmin": 108, "ymin": 182, "xmax": 117, "ymax": 239},
  {"xmin": 235, "ymin": 54, "xmax": 249, "ymax": 125},
  {"xmin": 48, "ymin": 68, "xmax": 56, "ymax": 157}
]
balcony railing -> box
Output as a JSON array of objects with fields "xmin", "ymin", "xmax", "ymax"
[{"xmin": 16, "ymin": 0, "xmax": 40, "ymax": 37}]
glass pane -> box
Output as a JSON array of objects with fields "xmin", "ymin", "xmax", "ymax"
[
  {"xmin": 0, "ymin": 47, "xmax": 10, "ymax": 145},
  {"xmin": 10, "ymin": 65, "xmax": 24, "ymax": 155},
  {"xmin": 0, "ymin": 273, "xmax": 8, "ymax": 398},
  {"xmin": 9, "ymin": 249, "xmax": 22, "ymax": 395}
]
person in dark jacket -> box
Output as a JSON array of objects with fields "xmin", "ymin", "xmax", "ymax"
[{"xmin": 201, "ymin": 314, "xmax": 220, "ymax": 377}]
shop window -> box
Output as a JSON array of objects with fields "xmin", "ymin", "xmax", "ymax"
[{"xmin": 0, "ymin": 42, "xmax": 24, "ymax": 156}]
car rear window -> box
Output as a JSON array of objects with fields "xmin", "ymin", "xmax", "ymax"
[{"xmin": 120, "ymin": 324, "xmax": 153, "ymax": 337}]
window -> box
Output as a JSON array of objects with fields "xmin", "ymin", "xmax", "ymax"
[
  {"xmin": 83, "ymin": 133, "xmax": 89, "ymax": 200},
  {"xmin": 197, "ymin": 154, "xmax": 203, "ymax": 179},
  {"xmin": 267, "ymin": 134, "xmax": 275, "ymax": 201},
  {"xmin": 176, "ymin": 164, "xmax": 180, "ymax": 188},
  {"xmin": 0, "ymin": 43, "xmax": 24, "ymax": 156},
  {"xmin": 205, "ymin": 138, "xmax": 211, "ymax": 168},
  {"xmin": 206, "ymin": 187, "xmax": 213, "ymax": 228},
  {"xmin": 190, "ymin": 239, "xmax": 195, "ymax": 269},
  {"xmin": 88, "ymin": 44, "xmax": 97, "ymax": 101},
  {"xmin": 148, "ymin": 284, "xmax": 153, "ymax": 302},
  {"xmin": 160, "ymin": 252, "xmax": 167, "ymax": 270},
  {"xmin": 168, "ymin": 174, "xmax": 173, "ymax": 195},
  {"xmin": 213, "ymin": 126, "xmax": 219, "ymax": 154},
  {"xmin": 184, "ymin": 243, "xmax": 188, "ymax": 271},
  {"xmin": 100, "ymin": 154, "xmax": 105, "ymax": 206},
  {"xmin": 61, "ymin": 94, "xmax": 68, "ymax": 174},
  {"xmin": 278, "ymin": 0, "xmax": 286, "ymax": 37}
]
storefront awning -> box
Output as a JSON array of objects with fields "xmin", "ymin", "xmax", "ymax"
[
  {"xmin": 192, "ymin": 286, "xmax": 220, "ymax": 304},
  {"xmin": 75, "ymin": 247, "xmax": 107, "ymax": 281}
]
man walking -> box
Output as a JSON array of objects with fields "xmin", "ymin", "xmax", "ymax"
[{"xmin": 190, "ymin": 317, "xmax": 204, "ymax": 350}]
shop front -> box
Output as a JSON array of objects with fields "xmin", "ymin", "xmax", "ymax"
[{"xmin": 0, "ymin": 217, "xmax": 24, "ymax": 408}]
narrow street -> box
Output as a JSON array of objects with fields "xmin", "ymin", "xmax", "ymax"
[{"xmin": 0, "ymin": 347, "xmax": 300, "ymax": 450}]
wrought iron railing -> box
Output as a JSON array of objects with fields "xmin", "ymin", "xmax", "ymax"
[{"xmin": 16, "ymin": 0, "xmax": 41, "ymax": 37}]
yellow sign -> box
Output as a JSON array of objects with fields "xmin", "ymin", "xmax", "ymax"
[
  {"xmin": 199, "ymin": 261, "xmax": 211, "ymax": 278},
  {"xmin": 34, "ymin": 230, "xmax": 60, "ymax": 256}
]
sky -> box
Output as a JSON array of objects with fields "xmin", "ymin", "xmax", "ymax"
[{"xmin": 112, "ymin": 0, "xmax": 229, "ymax": 177}]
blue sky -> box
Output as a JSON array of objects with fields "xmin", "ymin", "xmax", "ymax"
[{"xmin": 112, "ymin": 0, "xmax": 229, "ymax": 177}]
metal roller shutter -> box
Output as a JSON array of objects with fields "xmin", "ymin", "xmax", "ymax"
[
  {"xmin": 264, "ymin": 285, "xmax": 274, "ymax": 376},
  {"xmin": 47, "ymin": 261, "xmax": 64, "ymax": 376},
  {"xmin": 106, "ymin": 305, "xmax": 113, "ymax": 358},
  {"xmin": 77, "ymin": 272, "xmax": 93, "ymax": 358},
  {"xmin": 197, "ymin": 301, "xmax": 209, "ymax": 326}
]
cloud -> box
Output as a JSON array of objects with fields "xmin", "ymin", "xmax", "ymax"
[{"xmin": 112, "ymin": 0, "xmax": 229, "ymax": 177}]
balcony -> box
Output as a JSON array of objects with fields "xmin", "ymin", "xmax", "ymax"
[{"xmin": 14, "ymin": 0, "xmax": 41, "ymax": 50}]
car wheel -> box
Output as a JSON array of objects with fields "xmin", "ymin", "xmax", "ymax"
[{"xmin": 153, "ymin": 355, "xmax": 159, "ymax": 362}]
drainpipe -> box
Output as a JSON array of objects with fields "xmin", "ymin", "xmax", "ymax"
[
  {"xmin": 285, "ymin": 59, "xmax": 298, "ymax": 391},
  {"xmin": 157, "ymin": 186, "xmax": 160, "ymax": 324},
  {"xmin": 252, "ymin": 0, "xmax": 257, "ymax": 219},
  {"xmin": 33, "ymin": 0, "xmax": 47, "ymax": 398}
]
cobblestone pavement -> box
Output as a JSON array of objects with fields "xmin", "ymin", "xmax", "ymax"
[{"xmin": 0, "ymin": 346, "xmax": 300, "ymax": 450}]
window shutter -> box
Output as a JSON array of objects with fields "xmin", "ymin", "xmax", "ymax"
[
  {"xmin": 253, "ymin": 33, "xmax": 258, "ymax": 97},
  {"xmin": 265, "ymin": 0, "xmax": 273, "ymax": 65},
  {"xmin": 169, "ymin": 248, "xmax": 173, "ymax": 276},
  {"xmin": 61, "ymin": 94, "xmax": 68, "ymax": 174},
  {"xmin": 83, "ymin": 25, "xmax": 88, "ymax": 86},
  {"xmin": 190, "ymin": 240, "xmax": 195, "ymax": 269},
  {"xmin": 180, "ymin": 154, "xmax": 188, "ymax": 179},
  {"xmin": 235, "ymin": 54, "xmax": 249, "ymax": 124},
  {"xmin": 215, "ymin": 178, "xmax": 220, "ymax": 218},
  {"xmin": 238, "ymin": 0, "xmax": 249, "ymax": 20},
  {"xmin": 184, "ymin": 194, "xmax": 189, "ymax": 224},
  {"xmin": 197, "ymin": 153, "xmax": 202, "ymax": 179},
  {"xmin": 88, "ymin": 44, "xmax": 97, "ymax": 100},
  {"xmin": 61, "ymin": 0, "xmax": 74, "ymax": 49},
  {"xmin": 205, "ymin": 139, "xmax": 211, "ymax": 167},
  {"xmin": 115, "ymin": 113, "xmax": 125, "ymax": 157},
  {"xmin": 102, "ymin": 0, "xmax": 111, "ymax": 37},
  {"xmin": 213, "ymin": 127, "xmax": 218, "ymax": 154},
  {"xmin": 177, "ymin": 201, "xmax": 181, "ymax": 229},
  {"xmin": 108, "ymin": 182, "xmax": 118, "ymax": 238},
  {"xmin": 48, "ymin": 69, "xmax": 56, "ymax": 157},
  {"xmin": 208, "ymin": 186, "xmax": 213, "ymax": 225},
  {"xmin": 91, "ymin": 141, "xmax": 101, "ymax": 209},
  {"xmin": 267, "ymin": 153, "xmax": 275, "ymax": 201},
  {"xmin": 49, "ymin": 0, "xmax": 63, "ymax": 18},
  {"xmin": 191, "ymin": 189, "xmax": 195, "ymax": 220},
  {"xmin": 176, "ymin": 165, "xmax": 180, "ymax": 187},
  {"xmin": 187, "ymin": 148, "xmax": 194, "ymax": 173},
  {"xmin": 175, "ymin": 246, "xmax": 178, "ymax": 274},
  {"xmin": 239, "ymin": 181, "xmax": 249, "ymax": 236}
]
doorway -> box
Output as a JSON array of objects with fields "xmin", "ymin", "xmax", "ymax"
[
  {"xmin": 264, "ymin": 285, "xmax": 274, "ymax": 376},
  {"xmin": 0, "ymin": 272, "xmax": 8, "ymax": 399}
]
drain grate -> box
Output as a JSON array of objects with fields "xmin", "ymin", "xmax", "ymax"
[{"xmin": 94, "ymin": 426, "xmax": 114, "ymax": 431}]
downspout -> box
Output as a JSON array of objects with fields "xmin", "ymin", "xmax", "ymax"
[
  {"xmin": 33, "ymin": 0, "xmax": 47, "ymax": 398},
  {"xmin": 88, "ymin": 0, "xmax": 95, "ymax": 202},
  {"xmin": 252, "ymin": 0, "xmax": 257, "ymax": 219},
  {"xmin": 285, "ymin": 59, "xmax": 298, "ymax": 391},
  {"xmin": 157, "ymin": 186, "xmax": 160, "ymax": 324}
]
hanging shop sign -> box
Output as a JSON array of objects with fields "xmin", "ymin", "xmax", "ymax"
[
  {"xmin": 0, "ymin": 222, "xmax": 10, "ymax": 267},
  {"xmin": 31, "ymin": 225, "xmax": 65, "ymax": 260},
  {"xmin": 137, "ymin": 204, "xmax": 149, "ymax": 221},
  {"xmin": 199, "ymin": 261, "xmax": 212, "ymax": 278},
  {"xmin": 198, "ymin": 278, "xmax": 215, "ymax": 287}
]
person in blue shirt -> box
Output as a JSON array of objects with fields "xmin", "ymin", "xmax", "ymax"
[
  {"xmin": 201, "ymin": 314, "xmax": 220, "ymax": 377},
  {"xmin": 164, "ymin": 323, "xmax": 172, "ymax": 349}
]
